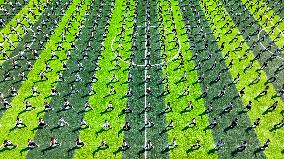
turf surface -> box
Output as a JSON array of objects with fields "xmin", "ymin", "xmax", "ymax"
[
  {"xmin": 178, "ymin": 0, "xmax": 264, "ymax": 158},
  {"xmin": 157, "ymin": 0, "xmax": 217, "ymax": 158},
  {"xmin": 220, "ymin": 0, "xmax": 284, "ymax": 103},
  {"xmin": 0, "ymin": 0, "xmax": 90, "ymax": 158},
  {"xmin": 0, "ymin": 0, "xmax": 71, "ymax": 119},
  {"xmin": 27, "ymin": 0, "xmax": 114, "ymax": 158},
  {"xmin": 202, "ymin": 0, "xmax": 284, "ymax": 157},
  {"xmin": 0, "ymin": 0, "xmax": 47, "ymax": 63},
  {"xmin": 123, "ymin": 0, "xmax": 149, "ymax": 158},
  {"xmin": 0, "ymin": 0, "xmax": 28, "ymax": 29}
]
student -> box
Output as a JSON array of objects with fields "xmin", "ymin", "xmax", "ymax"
[
  {"xmin": 260, "ymin": 139, "xmax": 270, "ymax": 151},
  {"xmin": 191, "ymin": 140, "xmax": 201, "ymax": 149},
  {"xmin": 99, "ymin": 140, "xmax": 109, "ymax": 149},
  {"xmin": 80, "ymin": 118, "xmax": 89, "ymax": 128},
  {"xmin": 63, "ymin": 98, "xmax": 73, "ymax": 110},
  {"xmin": 38, "ymin": 118, "xmax": 48, "ymax": 128},
  {"xmin": 258, "ymin": 86, "xmax": 269, "ymax": 96},
  {"xmin": 25, "ymin": 101, "xmax": 36, "ymax": 110},
  {"xmin": 106, "ymin": 101, "xmax": 114, "ymax": 111},
  {"xmin": 3, "ymin": 140, "xmax": 18, "ymax": 148},
  {"xmin": 75, "ymin": 138, "xmax": 85, "ymax": 147},
  {"xmin": 49, "ymin": 137, "xmax": 61, "ymax": 147},
  {"xmin": 244, "ymin": 101, "xmax": 252, "ymax": 111},
  {"xmin": 144, "ymin": 140, "xmax": 153, "ymax": 151},
  {"xmin": 3, "ymin": 99, "xmax": 12, "ymax": 109},
  {"xmin": 121, "ymin": 139, "xmax": 130, "ymax": 150},
  {"xmin": 32, "ymin": 86, "xmax": 40, "ymax": 96},
  {"xmin": 209, "ymin": 118, "xmax": 218, "ymax": 129},
  {"xmin": 188, "ymin": 118, "xmax": 196, "ymax": 127},
  {"xmin": 267, "ymin": 101, "xmax": 278, "ymax": 111},
  {"xmin": 15, "ymin": 117, "xmax": 27, "ymax": 128},
  {"xmin": 167, "ymin": 120, "xmax": 174, "ymax": 129},
  {"xmin": 58, "ymin": 116, "xmax": 69, "ymax": 127},
  {"xmin": 123, "ymin": 121, "xmax": 131, "ymax": 131},
  {"xmin": 229, "ymin": 118, "xmax": 238, "ymax": 129},
  {"xmin": 103, "ymin": 120, "xmax": 112, "ymax": 129},
  {"xmin": 28, "ymin": 139, "xmax": 39, "ymax": 148},
  {"xmin": 215, "ymin": 139, "xmax": 224, "ymax": 150},
  {"xmin": 83, "ymin": 101, "xmax": 93, "ymax": 112},
  {"xmin": 44, "ymin": 102, "xmax": 53, "ymax": 111},
  {"xmin": 164, "ymin": 102, "xmax": 172, "ymax": 112},
  {"xmin": 237, "ymin": 140, "xmax": 248, "ymax": 151},
  {"xmin": 252, "ymin": 118, "xmax": 260, "ymax": 128},
  {"xmin": 124, "ymin": 103, "xmax": 133, "ymax": 113}
]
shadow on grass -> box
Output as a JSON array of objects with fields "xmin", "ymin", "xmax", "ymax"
[
  {"xmin": 41, "ymin": 146, "xmax": 56, "ymax": 155},
  {"xmin": 0, "ymin": 146, "xmax": 17, "ymax": 153},
  {"xmin": 186, "ymin": 146, "xmax": 200, "ymax": 153},
  {"xmin": 113, "ymin": 147, "xmax": 122, "ymax": 156},
  {"xmin": 159, "ymin": 127, "xmax": 172, "ymax": 136},
  {"xmin": 72, "ymin": 126, "xmax": 89, "ymax": 133},
  {"xmin": 20, "ymin": 147, "xmax": 31, "ymax": 155},
  {"xmin": 208, "ymin": 148, "xmax": 217, "ymax": 154},
  {"xmin": 95, "ymin": 128, "xmax": 109, "ymax": 137},
  {"xmin": 92, "ymin": 147, "xmax": 108, "ymax": 157},
  {"xmin": 100, "ymin": 109, "xmax": 113, "ymax": 116},
  {"xmin": 67, "ymin": 146, "xmax": 80, "ymax": 156},
  {"xmin": 269, "ymin": 124, "xmax": 282, "ymax": 132},
  {"xmin": 245, "ymin": 126, "xmax": 253, "ymax": 133}
]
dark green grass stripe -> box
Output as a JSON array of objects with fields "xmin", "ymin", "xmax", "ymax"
[
  {"xmin": 146, "ymin": 0, "xmax": 168, "ymax": 158},
  {"xmin": 179, "ymin": 0, "xmax": 264, "ymax": 158},
  {"xmin": 265, "ymin": 0, "xmax": 284, "ymax": 17},
  {"xmin": 0, "ymin": 0, "xmax": 71, "ymax": 118},
  {"xmin": 27, "ymin": 1, "xmax": 113, "ymax": 158},
  {"xmin": 123, "ymin": 0, "xmax": 146, "ymax": 158},
  {"xmin": 220, "ymin": 0, "xmax": 284, "ymax": 115},
  {"xmin": 0, "ymin": 0, "xmax": 28, "ymax": 29}
]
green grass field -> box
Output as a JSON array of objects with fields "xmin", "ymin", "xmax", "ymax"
[{"xmin": 0, "ymin": 0, "xmax": 284, "ymax": 158}]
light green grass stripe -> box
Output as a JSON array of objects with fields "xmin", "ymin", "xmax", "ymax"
[
  {"xmin": 157, "ymin": 0, "xmax": 217, "ymax": 158},
  {"xmin": 73, "ymin": 0, "xmax": 134, "ymax": 158},
  {"xmin": 0, "ymin": 0, "xmax": 48, "ymax": 64},
  {"xmin": 0, "ymin": 0, "xmax": 90, "ymax": 158},
  {"xmin": 241, "ymin": 0, "xmax": 284, "ymax": 52},
  {"xmin": 201, "ymin": 0, "xmax": 284, "ymax": 157}
]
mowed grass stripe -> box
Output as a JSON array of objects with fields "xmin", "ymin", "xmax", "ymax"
[
  {"xmin": 201, "ymin": 0, "xmax": 284, "ymax": 157},
  {"xmin": 0, "ymin": 0, "xmax": 72, "ymax": 119},
  {"xmin": 265, "ymin": 0, "xmax": 284, "ymax": 18},
  {"xmin": 0, "ymin": 0, "xmax": 90, "ymax": 158},
  {"xmin": 123, "ymin": 0, "xmax": 147, "ymax": 158},
  {"xmin": 74, "ymin": 0, "xmax": 135, "ymax": 158},
  {"xmin": 146, "ymin": 0, "xmax": 168, "ymax": 158},
  {"xmin": 0, "ymin": 0, "xmax": 47, "ymax": 63},
  {"xmin": 241, "ymin": 0, "xmax": 284, "ymax": 54},
  {"xmin": 0, "ymin": 0, "xmax": 28, "ymax": 29},
  {"xmin": 179, "ymin": 0, "xmax": 263, "ymax": 158},
  {"xmin": 220, "ymin": 0, "xmax": 284, "ymax": 104},
  {"xmin": 157, "ymin": 0, "xmax": 217, "ymax": 158},
  {"xmin": 30, "ymin": 1, "xmax": 110, "ymax": 158}
]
